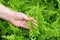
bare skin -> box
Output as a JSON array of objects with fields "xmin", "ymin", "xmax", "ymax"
[{"xmin": 0, "ymin": 4, "xmax": 37, "ymax": 29}]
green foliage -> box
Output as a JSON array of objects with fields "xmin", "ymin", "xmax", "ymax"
[{"xmin": 0, "ymin": 0, "xmax": 60, "ymax": 40}]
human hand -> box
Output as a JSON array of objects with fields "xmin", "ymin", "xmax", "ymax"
[
  {"xmin": 9, "ymin": 12, "xmax": 37, "ymax": 29},
  {"xmin": 0, "ymin": 4, "xmax": 37, "ymax": 29}
]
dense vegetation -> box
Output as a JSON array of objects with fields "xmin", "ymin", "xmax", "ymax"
[{"xmin": 0, "ymin": 0, "xmax": 60, "ymax": 40}]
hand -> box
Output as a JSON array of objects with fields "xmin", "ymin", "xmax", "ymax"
[
  {"xmin": 9, "ymin": 12, "xmax": 37, "ymax": 29},
  {"xmin": 0, "ymin": 4, "xmax": 37, "ymax": 29}
]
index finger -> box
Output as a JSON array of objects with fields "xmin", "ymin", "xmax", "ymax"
[{"xmin": 28, "ymin": 17, "xmax": 37, "ymax": 23}]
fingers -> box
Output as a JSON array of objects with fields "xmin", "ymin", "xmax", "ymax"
[
  {"xmin": 34, "ymin": 23, "xmax": 37, "ymax": 26},
  {"xmin": 24, "ymin": 17, "xmax": 37, "ymax": 27},
  {"xmin": 21, "ymin": 24, "xmax": 29, "ymax": 29},
  {"xmin": 24, "ymin": 17, "xmax": 37, "ymax": 23},
  {"xmin": 28, "ymin": 17, "xmax": 37, "ymax": 27},
  {"xmin": 19, "ymin": 22, "xmax": 29, "ymax": 29},
  {"xmin": 28, "ymin": 17, "xmax": 37, "ymax": 23}
]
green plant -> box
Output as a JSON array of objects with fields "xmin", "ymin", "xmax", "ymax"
[{"xmin": 0, "ymin": 0, "xmax": 60, "ymax": 40}]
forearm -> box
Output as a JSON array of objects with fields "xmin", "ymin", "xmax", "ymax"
[
  {"xmin": 0, "ymin": 4, "xmax": 14, "ymax": 18},
  {"xmin": 0, "ymin": 4, "xmax": 15, "ymax": 22}
]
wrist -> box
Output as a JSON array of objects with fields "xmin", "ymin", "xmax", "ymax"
[{"xmin": 6, "ymin": 11, "xmax": 14, "ymax": 17}]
